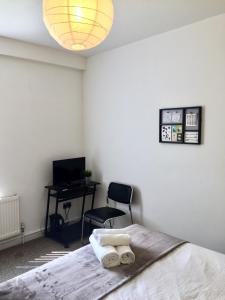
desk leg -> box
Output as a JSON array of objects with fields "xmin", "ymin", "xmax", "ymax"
[
  {"xmin": 91, "ymin": 185, "xmax": 96, "ymax": 210},
  {"xmin": 81, "ymin": 194, "xmax": 86, "ymax": 220},
  {"xmin": 55, "ymin": 195, "xmax": 59, "ymax": 215},
  {"xmin": 45, "ymin": 190, "xmax": 50, "ymax": 236}
]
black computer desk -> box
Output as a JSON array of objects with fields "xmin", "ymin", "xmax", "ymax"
[{"xmin": 44, "ymin": 181, "xmax": 100, "ymax": 247}]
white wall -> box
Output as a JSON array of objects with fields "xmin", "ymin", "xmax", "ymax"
[
  {"xmin": 83, "ymin": 14, "xmax": 225, "ymax": 253},
  {"xmin": 0, "ymin": 55, "xmax": 84, "ymax": 239}
]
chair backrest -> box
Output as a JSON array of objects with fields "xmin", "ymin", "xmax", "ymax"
[{"xmin": 107, "ymin": 182, "xmax": 133, "ymax": 205}]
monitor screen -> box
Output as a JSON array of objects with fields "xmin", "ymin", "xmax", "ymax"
[{"xmin": 53, "ymin": 157, "xmax": 85, "ymax": 186}]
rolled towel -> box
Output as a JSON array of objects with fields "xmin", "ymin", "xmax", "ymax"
[
  {"xmin": 89, "ymin": 234, "xmax": 120, "ymax": 268},
  {"xmin": 117, "ymin": 245, "xmax": 135, "ymax": 265},
  {"xmin": 95, "ymin": 233, "xmax": 131, "ymax": 246},
  {"xmin": 93, "ymin": 228, "xmax": 127, "ymax": 238}
]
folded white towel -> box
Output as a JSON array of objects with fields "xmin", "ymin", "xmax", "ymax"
[
  {"xmin": 95, "ymin": 233, "xmax": 131, "ymax": 246},
  {"xmin": 117, "ymin": 245, "xmax": 135, "ymax": 265},
  {"xmin": 93, "ymin": 228, "xmax": 127, "ymax": 237},
  {"xmin": 89, "ymin": 234, "xmax": 120, "ymax": 268}
]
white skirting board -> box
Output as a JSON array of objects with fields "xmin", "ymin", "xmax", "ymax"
[{"xmin": 0, "ymin": 216, "xmax": 81, "ymax": 251}]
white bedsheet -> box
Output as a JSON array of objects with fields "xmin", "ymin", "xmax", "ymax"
[{"xmin": 105, "ymin": 243, "xmax": 225, "ymax": 300}]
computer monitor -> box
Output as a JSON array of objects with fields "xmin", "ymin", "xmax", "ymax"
[{"xmin": 53, "ymin": 157, "xmax": 85, "ymax": 186}]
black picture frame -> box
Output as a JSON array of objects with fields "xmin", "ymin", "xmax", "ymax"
[{"xmin": 159, "ymin": 106, "xmax": 202, "ymax": 145}]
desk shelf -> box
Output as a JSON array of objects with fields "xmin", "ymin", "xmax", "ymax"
[
  {"xmin": 45, "ymin": 181, "xmax": 100, "ymax": 248},
  {"xmin": 50, "ymin": 189, "xmax": 95, "ymax": 202},
  {"xmin": 46, "ymin": 220, "xmax": 99, "ymax": 248}
]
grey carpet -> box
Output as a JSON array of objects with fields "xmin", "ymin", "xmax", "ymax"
[{"xmin": 0, "ymin": 237, "xmax": 82, "ymax": 283}]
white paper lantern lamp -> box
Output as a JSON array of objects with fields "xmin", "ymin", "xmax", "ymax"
[{"xmin": 43, "ymin": 0, "xmax": 114, "ymax": 51}]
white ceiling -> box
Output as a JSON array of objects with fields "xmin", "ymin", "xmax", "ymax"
[{"xmin": 0, "ymin": 0, "xmax": 225, "ymax": 57}]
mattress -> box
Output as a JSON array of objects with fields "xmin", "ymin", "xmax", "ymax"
[{"xmin": 106, "ymin": 243, "xmax": 225, "ymax": 300}]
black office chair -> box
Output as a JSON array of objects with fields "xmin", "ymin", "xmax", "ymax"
[{"xmin": 81, "ymin": 182, "xmax": 133, "ymax": 243}]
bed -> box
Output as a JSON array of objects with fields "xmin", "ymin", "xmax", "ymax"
[{"xmin": 0, "ymin": 224, "xmax": 225, "ymax": 300}]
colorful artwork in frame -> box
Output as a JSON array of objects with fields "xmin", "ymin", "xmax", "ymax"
[
  {"xmin": 159, "ymin": 106, "xmax": 202, "ymax": 144},
  {"xmin": 171, "ymin": 125, "xmax": 182, "ymax": 142}
]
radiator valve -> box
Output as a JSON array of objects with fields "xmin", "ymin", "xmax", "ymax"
[{"xmin": 20, "ymin": 222, "xmax": 25, "ymax": 233}]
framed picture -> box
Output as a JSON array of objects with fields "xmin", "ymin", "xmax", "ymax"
[
  {"xmin": 159, "ymin": 106, "xmax": 202, "ymax": 145},
  {"xmin": 184, "ymin": 131, "xmax": 199, "ymax": 144},
  {"xmin": 171, "ymin": 125, "xmax": 183, "ymax": 142},
  {"xmin": 161, "ymin": 125, "xmax": 172, "ymax": 142},
  {"xmin": 185, "ymin": 108, "xmax": 200, "ymax": 131},
  {"xmin": 162, "ymin": 109, "xmax": 183, "ymax": 124}
]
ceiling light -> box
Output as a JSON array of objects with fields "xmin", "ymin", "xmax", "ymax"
[{"xmin": 43, "ymin": 0, "xmax": 114, "ymax": 51}]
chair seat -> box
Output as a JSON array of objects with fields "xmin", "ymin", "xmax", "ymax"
[{"xmin": 84, "ymin": 207, "xmax": 126, "ymax": 224}]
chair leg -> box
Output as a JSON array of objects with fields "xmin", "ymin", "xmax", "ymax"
[
  {"xmin": 129, "ymin": 205, "xmax": 133, "ymax": 224},
  {"xmin": 81, "ymin": 214, "xmax": 85, "ymax": 244},
  {"xmin": 109, "ymin": 220, "xmax": 112, "ymax": 228},
  {"xmin": 103, "ymin": 220, "xmax": 108, "ymax": 228}
]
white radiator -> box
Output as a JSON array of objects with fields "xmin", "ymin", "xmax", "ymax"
[{"xmin": 0, "ymin": 195, "xmax": 20, "ymax": 241}]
